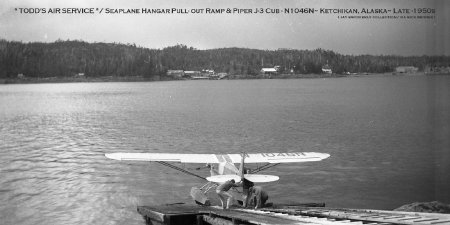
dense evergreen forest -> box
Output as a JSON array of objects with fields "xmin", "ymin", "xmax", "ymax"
[{"xmin": 1, "ymin": 39, "xmax": 449, "ymax": 78}]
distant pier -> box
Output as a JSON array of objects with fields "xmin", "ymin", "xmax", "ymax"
[{"xmin": 137, "ymin": 203, "xmax": 450, "ymax": 225}]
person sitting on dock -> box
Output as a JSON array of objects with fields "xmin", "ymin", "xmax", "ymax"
[
  {"xmin": 216, "ymin": 179, "xmax": 241, "ymax": 209},
  {"xmin": 248, "ymin": 186, "xmax": 268, "ymax": 209}
]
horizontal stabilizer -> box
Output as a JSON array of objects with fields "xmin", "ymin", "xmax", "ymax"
[
  {"xmin": 206, "ymin": 174, "xmax": 279, "ymax": 183},
  {"xmin": 206, "ymin": 175, "xmax": 241, "ymax": 183},
  {"xmin": 243, "ymin": 174, "xmax": 279, "ymax": 183}
]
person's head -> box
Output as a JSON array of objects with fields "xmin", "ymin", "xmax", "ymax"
[
  {"xmin": 230, "ymin": 179, "xmax": 235, "ymax": 183},
  {"xmin": 249, "ymin": 187, "xmax": 253, "ymax": 192}
]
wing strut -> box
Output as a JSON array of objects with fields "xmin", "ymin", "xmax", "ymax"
[
  {"xmin": 251, "ymin": 163, "xmax": 281, "ymax": 173},
  {"xmin": 156, "ymin": 161, "xmax": 207, "ymax": 181}
]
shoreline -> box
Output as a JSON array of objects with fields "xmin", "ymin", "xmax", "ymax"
[
  {"xmin": 0, "ymin": 72, "xmax": 431, "ymax": 85},
  {"xmin": 0, "ymin": 74, "xmax": 333, "ymax": 84},
  {"xmin": 0, "ymin": 75, "xmax": 163, "ymax": 85}
]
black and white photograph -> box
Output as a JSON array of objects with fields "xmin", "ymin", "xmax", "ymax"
[{"xmin": 1, "ymin": 0, "xmax": 449, "ymax": 224}]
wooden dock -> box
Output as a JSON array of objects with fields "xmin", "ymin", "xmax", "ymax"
[{"xmin": 137, "ymin": 203, "xmax": 450, "ymax": 225}]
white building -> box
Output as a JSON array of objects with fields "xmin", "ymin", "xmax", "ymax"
[
  {"xmin": 261, "ymin": 68, "xmax": 278, "ymax": 74},
  {"xmin": 322, "ymin": 65, "xmax": 332, "ymax": 74}
]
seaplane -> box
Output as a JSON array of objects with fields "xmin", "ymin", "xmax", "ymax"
[{"xmin": 105, "ymin": 152, "xmax": 330, "ymax": 206}]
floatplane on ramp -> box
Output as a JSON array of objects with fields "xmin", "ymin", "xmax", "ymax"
[{"xmin": 105, "ymin": 152, "xmax": 330, "ymax": 206}]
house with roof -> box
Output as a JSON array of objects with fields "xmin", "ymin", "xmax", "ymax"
[
  {"xmin": 260, "ymin": 68, "xmax": 278, "ymax": 75},
  {"xmin": 322, "ymin": 65, "xmax": 332, "ymax": 74}
]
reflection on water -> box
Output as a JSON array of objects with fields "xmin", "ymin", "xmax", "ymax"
[{"xmin": 1, "ymin": 76, "xmax": 449, "ymax": 224}]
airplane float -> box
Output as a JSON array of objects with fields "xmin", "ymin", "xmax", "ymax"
[{"xmin": 105, "ymin": 152, "xmax": 330, "ymax": 206}]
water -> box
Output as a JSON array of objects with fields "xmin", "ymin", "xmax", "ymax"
[{"xmin": 1, "ymin": 76, "xmax": 449, "ymax": 225}]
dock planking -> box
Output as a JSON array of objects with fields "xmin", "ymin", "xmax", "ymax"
[
  {"xmin": 137, "ymin": 203, "xmax": 325, "ymax": 225},
  {"xmin": 137, "ymin": 203, "xmax": 450, "ymax": 225},
  {"xmin": 137, "ymin": 204, "xmax": 204, "ymax": 225}
]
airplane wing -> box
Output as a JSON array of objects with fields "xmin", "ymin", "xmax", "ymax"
[
  {"xmin": 105, "ymin": 152, "xmax": 329, "ymax": 164},
  {"xmin": 233, "ymin": 152, "xmax": 330, "ymax": 163},
  {"xmin": 105, "ymin": 153, "xmax": 220, "ymax": 163}
]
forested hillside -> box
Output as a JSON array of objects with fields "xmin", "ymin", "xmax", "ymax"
[{"xmin": 1, "ymin": 39, "xmax": 449, "ymax": 78}]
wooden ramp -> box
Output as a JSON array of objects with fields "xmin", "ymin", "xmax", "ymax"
[{"xmin": 137, "ymin": 203, "xmax": 450, "ymax": 225}]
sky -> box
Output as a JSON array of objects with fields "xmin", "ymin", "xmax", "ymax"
[{"xmin": 0, "ymin": 0, "xmax": 449, "ymax": 56}]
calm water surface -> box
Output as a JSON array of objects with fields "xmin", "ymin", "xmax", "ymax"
[{"xmin": 1, "ymin": 76, "xmax": 449, "ymax": 225}]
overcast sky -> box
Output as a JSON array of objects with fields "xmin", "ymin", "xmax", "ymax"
[{"xmin": 1, "ymin": 0, "xmax": 449, "ymax": 56}]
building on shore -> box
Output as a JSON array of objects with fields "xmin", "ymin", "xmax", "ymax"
[
  {"xmin": 184, "ymin": 71, "xmax": 202, "ymax": 78},
  {"xmin": 167, "ymin": 69, "xmax": 229, "ymax": 79},
  {"xmin": 424, "ymin": 65, "xmax": 450, "ymax": 74},
  {"xmin": 202, "ymin": 69, "xmax": 215, "ymax": 76},
  {"xmin": 167, "ymin": 70, "xmax": 185, "ymax": 78},
  {"xmin": 322, "ymin": 65, "xmax": 332, "ymax": 74},
  {"xmin": 395, "ymin": 66, "xmax": 419, "ymax": 74},
  {"xmin": 217, "ymin": 73, "xmax": 228, "ymax": 79},
  {"xmin": 185, "ymin": 71, "xmax": 211, "ymax": 79},
  {"xmin": 260, "ymin": 68, "xmax": 278, "ymax": 75}
]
